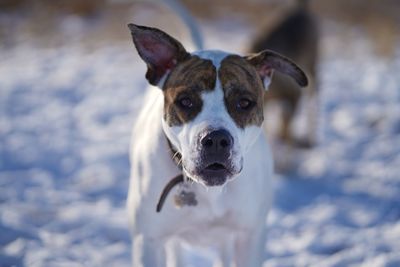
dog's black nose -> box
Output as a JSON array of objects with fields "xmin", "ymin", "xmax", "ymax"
[{"xmin": 201, "ymin": 129, "xmax": 233, "ymax": 153}]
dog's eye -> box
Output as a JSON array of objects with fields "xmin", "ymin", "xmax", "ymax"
[
  {"xmin": 178, "ymin": 97, "xmax": 193, "ymax": 109},
  {"xmin": 237, "ymin": 98, "xmax": 254, "ymax": 110}
]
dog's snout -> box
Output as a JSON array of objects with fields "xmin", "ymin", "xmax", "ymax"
[{"xmin": 201, "ymin": 129, "xmax": 233, "ymax": 153}]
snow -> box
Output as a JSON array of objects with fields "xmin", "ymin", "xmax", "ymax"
[{"xmin": 1, "ymin": 10, "xmax": 400, "ymax": 267}]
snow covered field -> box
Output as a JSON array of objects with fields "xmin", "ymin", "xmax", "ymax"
[{"xmin": 1, "ymin": 7, "xmax": 400, "ymax": 267}]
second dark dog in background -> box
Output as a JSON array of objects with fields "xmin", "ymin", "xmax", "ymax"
[{"xmin": 250, "ymin": 0, "xmax": 319, "ymax": 151}]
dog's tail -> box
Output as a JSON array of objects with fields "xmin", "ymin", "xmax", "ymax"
[{"xmin": 162, "ymin": 0, "xmax": 204, "ymax": 50}]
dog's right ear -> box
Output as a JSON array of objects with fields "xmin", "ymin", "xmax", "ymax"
[{"xmin": 128, "ymin": 24, "xmax": 190, "ymax": 87}]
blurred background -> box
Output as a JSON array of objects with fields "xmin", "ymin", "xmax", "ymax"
[{"xmin": 1, "ymin": 0, "xmax": 400, "ymax": 266}]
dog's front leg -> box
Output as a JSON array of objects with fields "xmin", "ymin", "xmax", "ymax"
[
  {"xmin": 132, "ymin": 234, "xmax": 166, "ymax": 267},
  {"xmin": 165, "ymin": 238, "xmax": 186, "ymax": 267},
  {"xmin": 214, "ymin": 235, "xmax": 235, "ymax": 267},
  {"xmin": 233, "ymin": 229, "xmax": 266, "ymax": 267}
]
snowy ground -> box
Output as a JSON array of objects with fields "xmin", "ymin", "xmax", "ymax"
[{"xmin": 1, "ymin": 8, "xmax": 400, "ymax": 267}]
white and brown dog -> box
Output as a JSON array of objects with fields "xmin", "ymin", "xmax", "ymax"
[{"xmin": 127, "ymin": 24, "xmax": 307, "ymax": 266}]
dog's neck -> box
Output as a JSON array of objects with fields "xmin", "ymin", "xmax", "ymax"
[
  {"xmin": 166, "ymin": 137, "xmax": 182, "ymax": 170},
  {"xmin": 156, "ymin": 135, "xmax": 188, "ymax": 213}
]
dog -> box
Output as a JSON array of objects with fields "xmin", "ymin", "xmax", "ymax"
[
  {"xmin": 249, "ymin": 0, "xmax": 319, "ymax": 149},
  {"xmin": 127, "ymin": 24, "xmax": 307, "ymax": 266}
]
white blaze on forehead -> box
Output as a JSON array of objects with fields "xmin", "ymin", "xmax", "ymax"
[
  {"xmin": 191, "ymin": 50, "xmax": 237, "ymax": 132},
  {"xmin": 192, "ymin": 50, "xmax": 231, "ymax": 69}
]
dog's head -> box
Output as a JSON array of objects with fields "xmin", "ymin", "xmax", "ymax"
[{"xmin": 129, "ymin": 24, "xmax": 307, "ymax": 187}]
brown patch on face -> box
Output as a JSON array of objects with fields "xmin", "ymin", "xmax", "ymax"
[
  {"xmin": 163, "ymin": 55, "xmax": 216, "ymax": 126},
  {"xmin": 219, "ymin": 55, "xmax": 265, "ymax": 128}
]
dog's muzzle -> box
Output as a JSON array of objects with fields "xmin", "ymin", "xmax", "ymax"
[{"xmin": 195, "ymin": 129, "xmax": 236, "ymax": 186}]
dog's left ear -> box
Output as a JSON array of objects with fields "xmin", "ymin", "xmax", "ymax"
[
  {"xmin": 245, "ymin": 50, "xmax": 308, "ymax": 89},
  {"xmin": 128, "ymin": 24, "xmax": 190, "ymax": 87}
]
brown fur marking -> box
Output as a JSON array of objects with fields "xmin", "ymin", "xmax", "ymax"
[
  {"xmin": 163, "ymin": 55, "xmax": 216, "ymax": 126},
  {"xmin": 219, "ymin": 55, "xmax": 265, "ymax": 129}
]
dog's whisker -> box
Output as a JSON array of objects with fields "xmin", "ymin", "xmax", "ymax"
[{"xmin": 172, "ymin": 151, "xmax": 180, "ymax": 159}]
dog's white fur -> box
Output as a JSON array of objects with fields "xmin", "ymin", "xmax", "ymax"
[{"xmin": 128, "ymin": 50, "xmax": 273, "ymax": 266}]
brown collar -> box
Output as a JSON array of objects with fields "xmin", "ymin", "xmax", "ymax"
[
  {"xmin": 156, "ymin": 137, "xmax": 184, "ymax": 212},
  {"xmin": 156, "ymin": 174, "xmax": 184, "ymax": 212}
]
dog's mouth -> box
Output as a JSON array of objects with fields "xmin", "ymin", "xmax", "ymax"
[
  {"xmin": 196, "ymin": 161, "xmax": 232, "ymax": 186},
  {"xmin": 205, "ymin": 162, "xmax": 227, "ymax": 171},
  {"xmin": 182, "ymin": 150, "xmax": 243, "ymax": 187}
]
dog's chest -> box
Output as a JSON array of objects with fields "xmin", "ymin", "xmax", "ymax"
[
  {"xmin": 171, "ymin": 188, "xmax": 244, "ymax": 244},
  {"xmin": 169, "ymin": 179, "xmax": 256, "ymax": 226}
]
